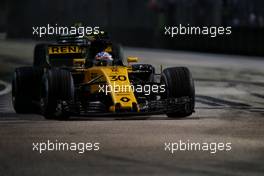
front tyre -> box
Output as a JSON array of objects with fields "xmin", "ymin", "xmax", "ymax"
[
  {"xmin": 161, "ymin": 67, "xmax": 195, "ymax": 118},
  {"xmin": 41, "ymin": 69, "xmax": 74, "ymax": 120},
  {"xmin": 112, "ymin": 43, "xmax": 124, "ymax": 66}
]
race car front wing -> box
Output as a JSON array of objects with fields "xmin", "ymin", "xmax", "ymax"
[{"xmin": 64, "ymin": 97, "xmax": 193, "ymax": 117}]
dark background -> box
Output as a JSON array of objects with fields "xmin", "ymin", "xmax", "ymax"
[{"xmin": 1, "ymin": 0, "xmax": 264, "ymax": 56}]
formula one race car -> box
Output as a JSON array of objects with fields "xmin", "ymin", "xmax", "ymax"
[{"xmin": 12, "ymin": 33, "xmax": 195, "ymax": 119}]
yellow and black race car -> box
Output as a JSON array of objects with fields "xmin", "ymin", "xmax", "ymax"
[{"xmin": 12, "ymin": 33, "xmax": 195, "ymax": 119}]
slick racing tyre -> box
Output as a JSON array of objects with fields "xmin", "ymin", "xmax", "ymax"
[
  {"xmin": 41, "ymin": 69, "xmax": 74, "ymax": 119},
  {"xmin": 161, "ymin": 67, "xmax": 195, "ymax": 118},
  {"xmin": 112, "ymin": 43, "xmax": 124, "ymax": 66},
  {"xmin": 33, "ymin": 43, "xmax": 48, "ymax": 67},
  {"xmin": 12, "ymin": 67, "xmax": 43, "ymax": 113}
]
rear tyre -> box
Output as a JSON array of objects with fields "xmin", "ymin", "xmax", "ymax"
[
  {"xmin": 12, "ymin": 67, "xmax": 43, "ymax": 113},
  {"xmin": 41, "ymin": 69, "xmax": 74, "ymax": 120},
  {"xmin": 33, "ymin": 43, "xmax": 48, "ymax": 67},
  {"xmin": 161, "ymin": 67, "xmax": 195, "ymax": 118}
]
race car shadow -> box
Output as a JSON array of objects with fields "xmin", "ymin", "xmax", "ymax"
[
  {"xmin": 0, "ymin": 112, "xmax": 199, "ymax": 121},
  {"xmin": 66, "ymin": 115, "xmax": 200, "ymax": 121}
]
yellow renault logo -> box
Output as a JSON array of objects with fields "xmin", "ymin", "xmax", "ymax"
[{"xmin": 48, "ymin": 46, "xmax": 83, "ymax": 54}]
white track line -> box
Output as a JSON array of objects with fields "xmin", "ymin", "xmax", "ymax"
[{"xmin": 0, "ymin": 80, "xmax": 11, "ymax": 96}]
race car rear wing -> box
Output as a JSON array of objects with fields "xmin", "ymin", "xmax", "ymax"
[{"xmin": 47, "ymin": 44, "xmax": 87, "ymax": 67}]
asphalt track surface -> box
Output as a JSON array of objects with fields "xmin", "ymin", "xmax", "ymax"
[{"xmin": 0, "ymin": 40, "xmax": 264, "ymax": 176}]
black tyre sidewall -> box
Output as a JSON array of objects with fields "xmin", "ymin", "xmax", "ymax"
[
  {"xmin": 41, "ymin": 69, "xmax": 74, "ymax": 119},
  {"xmin": 112, "ymin": 43, "xmax": 124, "ymax": 66},
  {"xmin": 161, "ymin": 67, "xmax": 195, "ymax": 117},
  {"xmin": 33, "ymin": 43, "xmax": 48, "ymax": 67},
  {"xmin": 12, "ymin": 67, "xmax": 43, "ymax": 113}
]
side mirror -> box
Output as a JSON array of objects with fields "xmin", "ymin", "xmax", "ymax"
[{"xmin": 127, "ymin": 56, "xmax": 139, "ymax": 64}]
